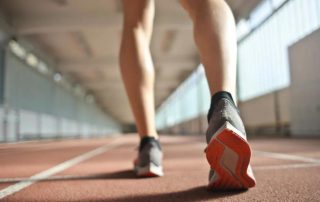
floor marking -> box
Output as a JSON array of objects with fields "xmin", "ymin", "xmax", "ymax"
[
  {"xmin": 0, "ymin": 139, "xmax": 123, "ymax": 200},
  {"xmin": 0, "ymin": 173, "xmax": 117, "ymax": 183},
  {"xmin": 254, "ymin": 150, "xmax": 320, "ymax": 163},
  {"xmin": 254, "ymin": 163, "xmax": 320, "ymax": 170}
]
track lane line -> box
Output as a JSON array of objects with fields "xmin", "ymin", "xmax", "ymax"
[
  {"xmin": 254, "ymin": 163, "xmax": 320, "ymax": 170},
  {"xmin": 0, "ymin": 139, "xmax": 123, "ymax": 199},
  {"xmin": 254, "ymin": 150, "xmax": 320, "ymax": 163}
]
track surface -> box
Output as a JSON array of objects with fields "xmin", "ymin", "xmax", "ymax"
[{"xmin": 0, "ymin": 134, "xmax": 320, "ymax": 201}]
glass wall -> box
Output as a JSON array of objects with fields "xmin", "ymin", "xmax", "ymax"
[
  {"xmin": 156, "ymin": 66, "xmax": 210, "ymax": 129},
  {"xmin": 238, "ymin": 0, "xmax": 320, "ymax": 101},
  {"xmin": 0, "ymin": 41, "xmax": 121, "ymax": 142}
]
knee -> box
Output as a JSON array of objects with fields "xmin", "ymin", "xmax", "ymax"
[
  {"xmin": 179, "ymin": 0, "xmax": 204, "ymax": 18},
  {"xmin": 179, "ymin": 0, "xmax": 225, "ymax": 17}
]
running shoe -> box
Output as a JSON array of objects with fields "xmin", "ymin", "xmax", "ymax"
[
  {"xmin": 205, "ymin": 97, "xmax": 256, "ymax": 189},
  {"xmin": 134, "ymin": 137, "xmax": 163, "ymax": 177}
]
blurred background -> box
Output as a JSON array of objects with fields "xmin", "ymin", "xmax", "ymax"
[{"xmin": 0, "ymin": 0, "xmax": 319, "ymax": 143}]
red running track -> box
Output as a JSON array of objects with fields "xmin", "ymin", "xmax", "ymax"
[{"xmin": 0, "ymin": 134, "xmax": 320, "ymax": 201}]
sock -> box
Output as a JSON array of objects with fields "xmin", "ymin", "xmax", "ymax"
[
  {"xmin": 139, "ymin": 136, "xmax": 161, "ymax": 151},
  {"xmin": 207, "ymin": 91, "xmax": 236, "ymax": 122}
]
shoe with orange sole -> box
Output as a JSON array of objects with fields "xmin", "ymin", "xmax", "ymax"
[{"xmin": 205, "ymin": 97, "xmax": 256, "ymax": 190}]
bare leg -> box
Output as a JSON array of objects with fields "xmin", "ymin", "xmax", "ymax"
[
  {"xmin": 180, "ymin": 0, "xmax": 237, "ymax": 100},
  {"xmin": 120, "ymin": 0, "xmax": 158, "ymax": 138}
]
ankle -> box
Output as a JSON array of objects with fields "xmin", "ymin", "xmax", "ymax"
[
  {"xmin": 207, "ymin": 91, "xmax": 236, "ymax": 122},
  {"xmin": 139, "ymin": 136, "xmax": 161, "ymax": 151},
  {"xmin": 140, "ymin": 133, "xmax": 158, "ymax": 139}
]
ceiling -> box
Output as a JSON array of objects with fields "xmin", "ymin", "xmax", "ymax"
[{"xmin": 0, "ymin": 0, "xmax": 261, "ymax": 124}]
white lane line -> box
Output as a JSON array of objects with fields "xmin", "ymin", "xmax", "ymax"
[
  {"xmin": 254, "ymin": 163, "xmax": 320, "ymax": 170},
  {"xmin": 254, "ymin": 150, "xmax": 320, "ymax": 163},
  {"xmin": 0, "ymin": 139, "xmax": 123, "ymax": 200},
  {"xmin": 0, "ymin": 174, "xmax": 110, "ymax": 183}
]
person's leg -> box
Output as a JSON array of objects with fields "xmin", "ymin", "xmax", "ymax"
[
  {"xmin": 180, "ymin": 0, "xmax": 237, "ymax": 100},
  {"xmin": 120, "ymin": 0, "xmax": 163, "ymax": 177},
  {"xmin": 179, "ymin": 0, "xmax": 255, "ymax": 189},
  {"xmin": 120, "ymin": 0, "xmax": 157, "ymax": 139}
]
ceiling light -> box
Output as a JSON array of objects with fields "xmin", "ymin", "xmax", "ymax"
[
  {"xmin": 38, "ymin": 61, "xmax": 49, "ymax": 74},
  {"xmin": 26, "ymin": 53, "xmax": 38, "ymax": 68},
  {"xmin": 53, "ymin": 73, "xmax": 62, "ymax": 82},
  {"xmin": 9, "ymin": 40, "xmax": 27, "ymax": 59}
]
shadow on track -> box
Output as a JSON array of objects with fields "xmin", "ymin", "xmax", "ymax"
[
  {"xmin": 0, "ymin": 169, "xmax": 137, "ymax": 184},
  {"xmin": 80, "ymin": 186, "xmax": 247, "ymax": 202},
  {"xmin": 1, "ymin": 170, "xmax": 247, "ymax": 201}
]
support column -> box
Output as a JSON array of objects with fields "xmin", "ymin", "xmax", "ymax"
[
  {"xmin": 0, "ymin": 41, "xmax": 5, "ymax": 105},
  {"xmin": 0, "ymin": 30, "xmax": 9, "ymax": 142}
]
